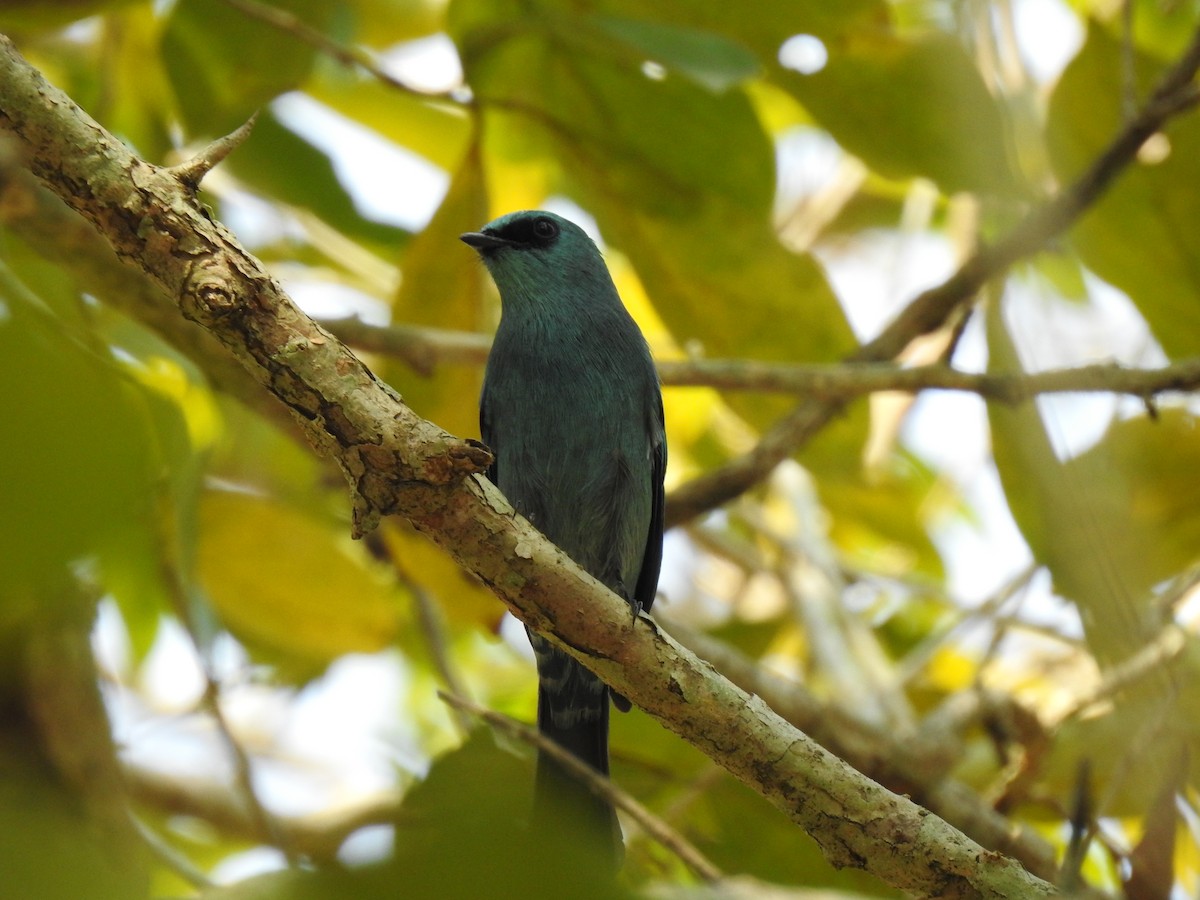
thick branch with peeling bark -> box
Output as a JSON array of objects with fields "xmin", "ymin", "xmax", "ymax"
[
  {"xmin": 0, "ymin": 36, "xmax": 491, "ymax": 537},
  {"xmin": 0, "ymin": 151, "xmax": 303, "ymax": 432},
  {"xmin": 0, "ymin": 34, "xmax": 1058, "ymax": 898},
  {"xmin": 666, "ymin": 622, "xmax": 1059, "ymax": 882}
]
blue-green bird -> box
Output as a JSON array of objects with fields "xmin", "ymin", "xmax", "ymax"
[{"xmin": 462, "ymin": 210, "xmax": 666, "ymax": 858}]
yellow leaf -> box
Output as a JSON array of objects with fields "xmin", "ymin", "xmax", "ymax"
[
  {"xmin": 379, "ymin": 520, "xmax": 502, "ymax": 632},
  {"xmin": 197, "ymin": 490, "xmax": 400, "ymax": 668}
]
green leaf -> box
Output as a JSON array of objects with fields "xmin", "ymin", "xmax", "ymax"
[
  {"xmin": 91, "ymin": 4, "xmax": 178, "ymax": 162},
  {"xmin": 1021, "ymin": 254, "xmax": 1089, "ymax": 305},
  {"xmin": 0, "ymin": 270, "xmax": 156, "ymax": 612},
  {"xmin": 822, "ymin": 451, "xmax": 946, "ymax": 581},
  {"xmin": 0, "ymin": 749, "xmax": 146, "ymax": 900},
  {"xmin": 705, "ymin": 615, "xmax": 792, "ymax": 661},
  {"xmin": 368, "ymin": 731, "xmax": 630, "ymax": 898},
  {"xmin": 223, "ymin": 109, "xmax": 411, "ymax": 251},
  {"xmin": 100, "ymin": 349, "xmax": 209, "ymax": 661},
  {"xmin": 305, "ymin": 76, "xmax": 473, "ymax": 172},
  {"xmin": 452, "ymin": 0, "xmax": 939, "ymax": 573},
  {"xmin": 588, "ymin": 14, "xmax": 759, "ymax": 92},
  {"xmin": 592, "ymin": 0, "xmax": 886, "ymax": 47},
  {"xmin": 777, "ymin": 31, "xmax": 1017, "ymax": 196},
  {"xmin": 1118, "ymin": 0, "xmax": 1200, "ymax": 62},
  {"xmin": 162, "ymin": 0, "xmax": 331, "ymax": 136},
  {"xmin": 1047, "ymin": 23, "xmax": 1200, "ymax": 357},
  {"xmin": 986, "ymin": 302, "xmax": 1200, "ymax": 666},
  {"xmin": 386, "ymin": 149, "xmax": 488, "ymax": 438},
  {"xmin": 342, "ymin": 0, "xmax": 446, "ymax": 47},
  {"xmin": 0, "ymin": 0, "xmax": 138, "ymax": 30},
  {"xmin": 196, "ymin": 489, "xmax": 403, "ymax": 677},
  {"xmin": 206, "ymin": 393, "xmax": 326, "ymax": 509}
]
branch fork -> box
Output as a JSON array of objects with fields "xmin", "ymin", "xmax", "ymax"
[{"xmin": 165, "ymin": 114, "xmax": 258, "ymax": 190}]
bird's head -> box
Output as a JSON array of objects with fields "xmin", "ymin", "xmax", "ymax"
[{"xmin": 460, "ymin": 210, "xmax": 617, "ymax": 315}]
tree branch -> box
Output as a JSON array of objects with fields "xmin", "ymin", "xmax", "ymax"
[
  {"xmin": 0, "ymin": 34, "xmax": 492, "ymax": 538},
  {"xmin": 665, "ymin": 621, "xmax": 1060, "ymax": 883},
  {"xmin": 321, "ymin": 314, "xmax": 493, "ymax": 374},
  {"xmin": 216, "ymin": 0, "xmax": 461, "ymax": 103},
  {"xmin": 664, "ymin": 24, "xmax": 1200, "ymax": 526},
  {"xmin": 5, "ymin": 158, "xmax": 1194, "ymax": 428},
  {"xmin": 0, "ymin": 33, "xmax": 1057, "ymax": 897},
  {"xmin": 168, "ymin": 115, "xmax": 259, "ymax": 189},
  {"xmin": 124, "ymin": 763, "xmax": 399, "ymax": 863},
  {"xmin": 319, "ymin": 316, "xmax": 1200, "ymax": 405},
  {"xmin": 660, "ymin": 357, "xmax": 1200, "ymax": 403},
  {"xmin": 0, "ymin": 153, "xmax": 302, "ymax": 434}
]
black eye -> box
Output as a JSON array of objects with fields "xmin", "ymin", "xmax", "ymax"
[{"xmin": 532, "ymin": 217, "xmax": 559, "ymax": 242}]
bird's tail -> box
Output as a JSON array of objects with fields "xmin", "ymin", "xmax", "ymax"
[{"xmin": 529, "ymin": 634, "xmax": 622, "ymax": 866}]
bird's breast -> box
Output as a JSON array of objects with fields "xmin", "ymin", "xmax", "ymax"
[{"xmin": 483, "ymin": 326, "xmax": 655, "ymax": 589}]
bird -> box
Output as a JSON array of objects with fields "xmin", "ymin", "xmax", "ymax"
[{"xmin": 461, "ymin": 210, "xmax": 666, "ymax": 862}]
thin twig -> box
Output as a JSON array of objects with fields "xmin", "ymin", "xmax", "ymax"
[
  {"xmin": 199, "ymin": 669, "xmax": 298, "ymax": 863},
  {"xmin": 663, "ymin": 356, "xmax": 1200, "ymax": 402},
  {"xmin": 130, "ymin": 814, "xmax": 215, "ymax": 889},
  {"xmin": 1047, "ymin": 624, "xmax": 1188, "ymax": 728},
  {"xmin": 158, "ymin": 527, "xmax": 296, "ymax": 863},
  {"xmin": 686, "ymin": 521, "xmax": 771, "ymax": 573},
  {"xmin": 321, "ymin": 315, "xmax": 492, "ymax": 373},
  {"xmin": 664, "ymin": 25, "xmax": 1200, "ymax": 526},
  {"xmin": 124, "ymin": 763, "xmax": 401, "ymax": 862},
  {"xmin": 897, "ymin": 562, "xmax": 1039, "ymax": 687},
  {"xmin": 320, "ymin": 316, "xmax": 1200, "ymax": 403},
  {"xmin": 412, "ymin": 582, "xmax": 475, "ymax": 735},
  {"xmin": 1156, "ymin": 562, "xmax": 1200, "ymax": 617},
  {"xmin": 438, "ymin": 691, "xmax": 724, "ymax": 883},
  {"xmin": 217, "ymin": 0, "xmax": 460, "ymax": 102},
  {"xmin": 1059, "ymin": 761, "xmax": 1095, "ymax": 893},
  {"xmin": 661, "ymin": 618, "xmax": 1061, "ymax": 881},
  {"xmin": 870, "ymin": 29, "xmax": 1200, "ymax": 367},
  {"xmin": 761, "ymin": 467, "xmax": 915, "ymax": 734}
]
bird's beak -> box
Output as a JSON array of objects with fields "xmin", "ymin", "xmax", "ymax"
[{"xmin": 460, "ymin": 231, "xmax": 515, "ymax": 251}]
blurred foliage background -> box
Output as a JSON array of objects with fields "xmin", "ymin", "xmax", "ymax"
[{"xmin": 2, "ymin": 0, "xmax": 1200, "ymax": 897}]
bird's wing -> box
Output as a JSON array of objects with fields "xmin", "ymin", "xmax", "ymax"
[
  {"xmin": 633, "ymin": 394, "xmax": 667, "ymax": 617},
  {"xmin": 612, "ymin": 395, "xmax": 666, "ymax": 716}
]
